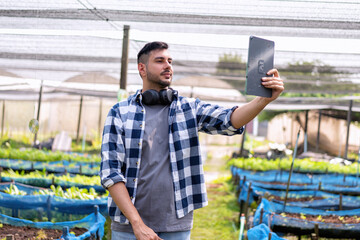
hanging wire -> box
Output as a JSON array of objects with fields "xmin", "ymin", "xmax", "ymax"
[{"xmin": 74, "ymin": 0, "xmax": 122, "ymax": 31}]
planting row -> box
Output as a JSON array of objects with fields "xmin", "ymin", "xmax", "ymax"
[
  {"xmin": 0, "ymin": 148, "xmax": 100, "ymax": 163},
  {"xmin": 229, "ymin": 157, "xmax": 360, "ymax": 175},
  {"xmin": 232, "ymin": 163, "xmax": 360, "ymax": 239},
  {"xmin": 0, "ymin": 158, "xmax": 100, "ymax": 176},
  {"xmin": 0, "ymin": 169, "xmax": 104, "ymax": 193}
]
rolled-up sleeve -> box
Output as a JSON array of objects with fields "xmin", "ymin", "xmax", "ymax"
[
  {"xmin": 100, "ymin": 106, "xmax": 127, "ymax": 189},
  {"xmin": 195, "ymin": 99, "xmax": 244, "ymax": 135}
]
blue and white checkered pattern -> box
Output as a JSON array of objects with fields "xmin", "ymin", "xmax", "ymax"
[{"xmin": 100, "ymin": 90, "xmax": 244, "ymax": 223}]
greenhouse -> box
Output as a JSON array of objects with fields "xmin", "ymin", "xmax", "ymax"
[{"xmin": 1, "ymin": 0, "xmax": 360, "ymax": 239}]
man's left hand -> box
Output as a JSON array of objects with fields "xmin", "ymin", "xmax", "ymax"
[{"xmin": 261, "ymin": 68, "xmax": 284, "ymax": 102}]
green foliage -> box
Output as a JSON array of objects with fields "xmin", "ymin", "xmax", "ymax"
[
  {"xmin": 216, "ymin": 53, "xmax": 246, "ymax": 75},
  {"xmin": 192, "ymin": 177, "xmax": 239, "ymax": 240},
  {"xmin": 257, "ymin": 110, "xmax": 289, "ymax": 122},
  {"xmin": 3, "ymin": 184, "xmax": 27, "ymax": 195},
  {"xmin": 33, "ymin": 185, "xmax": 105, "ymax": 200},
  {"xmin": 281, "ymin": 92, "xmax": 352, "ymax": 98},
  {"xmin": 283, "ymin": 60, "xmax": 338, "ymax": 74},
  {"xmin": 2, "ymin": 169, "xmax": 101, "ymax": 186},
  {"xmin": 229, "ymin": 157, "xmax": 358, "ymax": 175},
  {"xmin": 0, "ymin": 137, "xmax": 32, "ymax": 149},
  {"xmin": 0, "ymin": 148, "xmax": 100, "ymax": 163}
]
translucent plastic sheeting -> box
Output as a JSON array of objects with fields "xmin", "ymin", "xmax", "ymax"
[
  {"xmin": 255, "ymin": 198, "xmax": 360, "ymax": 219},
  {"xmin": 247, "ymin": 223, "xmax": 285, "ymax": 240},
  {"xmin": 0, "ymin": 159, "xmax": 100, "ymax": 176},
  {"xmin": 238, "ymin": 182, "xmax": 360, "ymax": 210},
  {"xmin": 232, "ymin": 167, "xmax": 360, "ymax": 187},
  {"xmin": 0, "ymin": 208, "xmax": 105, "ymax": 240},
  {"xmin": 254, "ymin": 199, "xmax": 360, "ymax": 238}
]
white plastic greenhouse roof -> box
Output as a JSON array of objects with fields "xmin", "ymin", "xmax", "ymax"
[
  {"xmin": 1, "ymin": 0, "xmax": 360, "ymax": 112},
  {"xmin": 1, "ymin": 1, "xmax": 360, "ymax": 81}
]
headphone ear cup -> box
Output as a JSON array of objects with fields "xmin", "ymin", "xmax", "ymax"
[
  {"xmin": 159, "ymin": 89, "xmax": 174, "ymax": 104},
  {"xmin": 142, "ymin": 89, "xmax": 160, "ymax": 105}
]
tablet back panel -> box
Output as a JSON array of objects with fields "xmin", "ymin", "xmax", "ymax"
[{"xmin": 245, "ymin": 36, "xmax": 274, "ymax": 98}]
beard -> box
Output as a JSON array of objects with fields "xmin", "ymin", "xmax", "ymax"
[{"xmin": 146, "ymin": 69, "xmax": 172, "ymax": 87}]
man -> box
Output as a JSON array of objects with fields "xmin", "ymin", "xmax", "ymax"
[{"xmin": 100, "ymin": 41, "xmax": 284, "ymax": 240}]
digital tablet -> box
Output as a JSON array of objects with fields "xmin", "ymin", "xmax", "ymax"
[{"xmin": 245, "ymin": 36, "xmax": 274, "ymax": 98}]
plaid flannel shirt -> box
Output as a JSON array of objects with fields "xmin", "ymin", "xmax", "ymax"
[{"xmin": 100, "ymin": 90, "xmax": 244, "ymax": 224}]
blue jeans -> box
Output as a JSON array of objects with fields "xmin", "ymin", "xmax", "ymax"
[{"xmin": 111, "ymin": 230, "xmax": 191, "ymax": 240}]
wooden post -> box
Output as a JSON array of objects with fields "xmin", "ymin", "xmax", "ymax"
[
  {"xmin": 237, "ymin": 175, "xmax": 246, "ymax": 198},
  {"xmin": 344, "ymin": 100, "xmax": 352, "ymax": 159},
  {"xmin": 34, "ymin": 80, "xmax": 43, "ymax": 143},
  {"xmin": 94, "ymin": 205, "xmax": 100, "ymax": 240},
  {"xmin": 98, "ymin": 98, "xmax": 103, "ymax": 137},
  {"xmin": 240, "ymin": 126, "xmax": 247, "ymax": 157},
  {"xmin": 244, "ymin": 182, "xmax": 252, "ymax": 228},
  {"xmin": 357, "ymin": 146, "xmax": 360, "ymax": 186},
  {"xmin": 339, "ymin": 194, "xmax": 343, "ymax": 210},
  {"xmin": 304, "ymin": 110, "xmax": 309, "ymax": 153},
  {"xmin": 284, "ymin": 129, "xmax": 301, "ymax": 211},
  {"xmin": 94, "ymin": 205, "xmax": 99, "ymax": 218},
  {"xmin": 268, "ymin": 213, "xmax": 273, "ymax": 230},
  {"xmin": 1, "ymin": 100, "xmax": 5, "ymax": 138},
  {"xmin": 47, "ymin": 195, "xmax": 52, "ymax": 221},
  {"xmin": 260, "ymin": 207, "xmax": 264, "ymax": 224},
  {"xmin": 268, "ymin": 232, "xmax": 272, "ymax": 240},
  {"xmin": 314, "ymin": 223, "xmax": 319, "ymax": 239},
  {"xmin": 318, "ymin": 181, "xmax": 322, "ymax": 191},
  {"xmin": 316, "ymin": 110, "xmax": 322, "ymax": 152},
  {"xmin": 76, "ymin": 95, "xmax": 83, "ymax": 144},
  {"xmin": 120, "ymin": 25, "xmax": 130, "ymax": 90}
]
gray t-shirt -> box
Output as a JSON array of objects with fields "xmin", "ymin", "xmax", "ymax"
[{"xmin": 112, "ymin": 104, "xmax": 193, "ymax": 233}]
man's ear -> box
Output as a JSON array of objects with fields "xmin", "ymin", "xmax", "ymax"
[{"xmin": 138, "ymin": 63, "xmax": 146, "ymax": 78}]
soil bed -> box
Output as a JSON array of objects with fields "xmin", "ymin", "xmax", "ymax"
[
  {"xmin": 280, "ymin": 212, "xmax": 360, "ymax": 224},
  {"xmin": 0, "ymin": 224, "xmax": 88, "ymax": 240}
]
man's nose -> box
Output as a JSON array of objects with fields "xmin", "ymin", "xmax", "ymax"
[{"xmin": 164, "ymin": 61, "xmax": 172, "ymax": 69}]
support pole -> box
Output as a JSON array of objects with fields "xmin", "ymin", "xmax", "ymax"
[
  {"xmin": 98, "ymin": 98, "xmax": 103, "ymax": 137},
  {"xmin": 76, "ymin": 95, "xmax": 83, "ymax": 144},
  {"xmin": 1, "ymin": 100, "xmax": 5, "ymax": 138},
  {"xmin": 357, "ymin": 146, "xmax": 359, "ymax": 186},
  {"xmin": 283, "ymin": 129, "xmax": 301, "ymax": 211},
  {"xmin": 304, "ymin": 110, "xmax": 309, "ymax": 153},
  {"xmin": 62, "ymin": 227, "xmax": 70, "ymax": 240},
  {"xmin": 344, "ymin": 100, "xmax": 352, "ymax": 159},
  {"xmin": 244, "ymin": 182, "xmax": 252, "ymax": 229},
  {"xmin": 339, "ymin": 194, "xmax": 343, "ymax": 210},
  {"xmin": 316, "ymin": 110, "xmax": 322, "ymax": 152},
  {"xmin": 120, "ymin": 25, "xmax": 130, "ymax": 90},
  {"xmin": 239, "ymin": 126, "xmax": 247, "ymax": 157},
  {"xmin": 34, "ymin": 80, "xmax": 43, "ymax": 144}
]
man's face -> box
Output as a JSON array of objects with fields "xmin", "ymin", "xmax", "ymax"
[{"xmin": 142, "ymin": 49, "xmax": 173, "ymax": 88}]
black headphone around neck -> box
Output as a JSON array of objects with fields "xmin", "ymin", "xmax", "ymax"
[{"xmin": 141, "ymin": 89, "xmax": 176, "ymax": 105}]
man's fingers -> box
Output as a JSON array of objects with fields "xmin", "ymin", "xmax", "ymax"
[{"xmin": 267, "ymin": 68, "xmax": 280, "ymax": 78}]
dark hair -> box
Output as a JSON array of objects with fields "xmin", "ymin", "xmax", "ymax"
[{"xmin": 137, "ymin": 41, "xmax": 169, "ymax": 64}]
